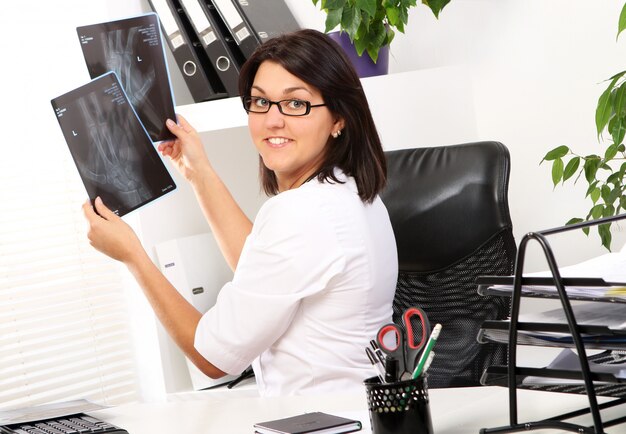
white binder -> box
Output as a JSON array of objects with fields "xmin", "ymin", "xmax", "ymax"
[{"xmin": 155, "ymin": 232, "xmax": 235, "ymax": 390}]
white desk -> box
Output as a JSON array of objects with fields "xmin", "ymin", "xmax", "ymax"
[{"xmin": 90, "ymin": 386, "xmax": 626, "ymax": 433}]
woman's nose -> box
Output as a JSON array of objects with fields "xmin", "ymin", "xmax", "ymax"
[{"xmin": 263, "ymin": 104, "xmax": 286, "ymax": 128}]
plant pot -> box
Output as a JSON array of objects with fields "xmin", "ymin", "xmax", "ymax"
[{"xmin": 327, "ymin": 31, "xmax": 389, "ymax": 78}]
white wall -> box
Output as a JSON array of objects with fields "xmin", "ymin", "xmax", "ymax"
[{"xmin": 288, "ymin": 0, "xmax": 626, "ymax": 269}]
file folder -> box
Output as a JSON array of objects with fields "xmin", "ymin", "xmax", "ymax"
[
  {"xmin": 149, "ymin": 0, "xmax": 228, "ymax": 102},
  {"xmin": 210, "ymin": 0, "xmax": 258, "ymax": 59},
  {"xmin": 233, "ymin": 0, "xmax": 300, "ymax": 47},
  {"xmin": 76, "ymin": 13, "xmax": 176, "ymax": 142},
  {"xmin": 179, "ymin": 0, "xmax": 241, "ymax": 96}
]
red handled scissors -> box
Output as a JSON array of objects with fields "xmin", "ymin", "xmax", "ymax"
[{"xmin": 376, "ymin": 307, "xmax": 432, "ymax": 380}]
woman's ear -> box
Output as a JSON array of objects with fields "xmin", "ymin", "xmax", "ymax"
[{"xmin": 333, "ymin": 117, "xmax": 345, "ymax": 133}]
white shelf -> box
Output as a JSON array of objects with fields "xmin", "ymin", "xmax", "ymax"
[
  {"xmin": 176, "ymin": 96, "xmax": 247, "ymax": 132},
  {"xmin": 175, "ymin": 66, "xmax": 479, "ymax": 150}
]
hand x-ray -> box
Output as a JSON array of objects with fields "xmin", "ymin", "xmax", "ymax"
[
  {"xmin": 51, "ymin": 72, "xmax": 176, "ymax": 216},
  {"xmin": 77, "ymin": 13, "xmax": 176, "ymax": 142}
]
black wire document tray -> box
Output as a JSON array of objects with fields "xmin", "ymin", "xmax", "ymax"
[
  {"xmin": 479, "ymin": 299, "xmax": 626, "ymax": 350},
  {"xmin": 477, "ymin": 213, "xmax": 626, "ymax": 434},
  {"xmin": 476, "ymin": 276, "xmax": 626, "ymax": 303}
]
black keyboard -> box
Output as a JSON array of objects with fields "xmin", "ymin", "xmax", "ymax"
[{"xmin": 0, "ymin": 413, "xmax": 128, "ymax": 434}]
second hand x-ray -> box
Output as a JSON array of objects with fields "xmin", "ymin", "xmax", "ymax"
[
  {"xmin": 77, "ymin": 13, "xmax": 176, "ymax": 142},
  {"xmin": 51, "ymin": 72, "xmax": 176, "ymax": 217}
]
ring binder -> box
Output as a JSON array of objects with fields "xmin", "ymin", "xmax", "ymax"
[
  {"xmin": 179, "ymin": 0, "xmax": 241, "ymax": 96},
  {"xmin": 211, "ymin": 0, "xmax": 257, "ymax": 59},
  {"xmin": 149, "ymin": 0, "xmax": 228, "ymax": 102}
]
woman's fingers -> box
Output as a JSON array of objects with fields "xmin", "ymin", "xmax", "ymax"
[
  {"xmin": 93, "ymin": 196, "xmax": 117, "ymax": 221},
  {"xmin": 176, "ymin": 114, "xmax": 195, "ymax": 133}
]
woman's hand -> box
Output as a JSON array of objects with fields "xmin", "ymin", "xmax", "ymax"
[
  {"xmin": 82, "ymin": 197, "xmax": 145, "ymax": 264},
  {"xmin": 158, "ymin": 114, "xmax": 212, "ymax": 185}
]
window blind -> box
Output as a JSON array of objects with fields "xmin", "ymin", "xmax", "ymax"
[{"xmin": 0, "ymin": 148, "xmax": 140, "ymax": 410}]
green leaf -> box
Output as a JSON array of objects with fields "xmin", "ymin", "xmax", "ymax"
[
  {"xmin": 605, "ymin": 143, "xmax": 619, "ymax": 161},
  {"xmin": 364, "ymin": 20, "xmax": 387, "ymax": 63},
  {"xmin": 607, "ymin": 171, "xmax": 622, "ymax": 185},
  {"xmin": 584, "ymin": 157, "xmax": 601, "ymax": 183},
  {"xmin": 583, "ymin": 227, "xmax": 590, "ymax": 236},
  {"xmin": 591, "ymin": 204, "xmax": 604, "ymax": 219},
  {"xmin": 586, "ymin": 180, "xmax": 599, "ymax": 198},
  {"xmin": 386, "ymin": 6, "xmax": 401, "ymax": 26},
  {"xmin": 609, "ymin": 186, "xmax": 622, "ymax": 204},
  {"xmin": 341, "ymin": 4, "xmax": 362, "ymax": 38},
  {"xmin": 356, "ymin": 0, "xmax": 377, "ymax": 16},
  {"xmin": 324, "ymin": 8, "xmax": 343, "ymax": 33},
  {"xmin": 566, "ymin": 217, "xmax": 584, "ymax": 225},
  {"xmin": 596, "ymin": 73, "xmax": 626, "ymax": 138},
  {"xmin": 601, "ymin": 184, "xmax": 611, "ymax": 203},
  {"xmin": 598, "ymin": 223, "xmax": 612, "ymax": 251},
  {"xmin": 613, "ymin": 117, "xmax": 626, "ymax": 145},
  {"xmin": 620, "ymin": 195, "xmax": 626, "ymax": 209},
  {"xmin": 312, "ymin": 0, "xmax": 319, "ymax": 5},
  {"xmin": 618, "ymin": 2, "xmax": 626, "ymax": 40},
  {"xmin": 562, "ymin": 157, "xmax": 580, "ymax": 182},
  {"xmin": 591, "ymin": 187, "xmax": 601, "ymax": 204},
  {"xmin": 422, "ymin": 0, "xmax": 452, "ymax": 18},
  {"xmin": 542, "ymin": 145, "xmax": 569, "ymax": 162},
  {"xmin": 324, "ymin": 0, "xmax": 346, "ymax": 8},
  {"xmin": 551, "ymin": 158, "xmax": 564, "ymax": 187},
  {"xmin": 604, "ymin": 204, "xmax": 616, "ymax": 217}
]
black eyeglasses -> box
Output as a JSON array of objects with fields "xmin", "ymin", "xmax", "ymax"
[{"xmin": 242, "ymin": 96, "xmax": 327, "ymax": 117}]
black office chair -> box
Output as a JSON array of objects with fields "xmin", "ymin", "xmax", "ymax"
[{"xmin": 381, "ymin": 141, "xmax": 516, "ymax": 388}]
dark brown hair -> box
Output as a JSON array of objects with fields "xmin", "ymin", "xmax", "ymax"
[{"xmin": 238, "ymin": 29, "xmax": 386, "ymax": 203}]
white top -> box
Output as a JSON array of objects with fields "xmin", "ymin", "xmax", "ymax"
[{"xmin": 194, "ymin": 169, "xmax": 398, "ymax": 396}]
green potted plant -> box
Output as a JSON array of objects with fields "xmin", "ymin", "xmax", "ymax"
[
  {"xmin": 542, "ymin": 3, "xmax": 626, "ymax": 250},
  {"xmin": 312, "ymin": 0, "xmax": 452, "ymax": 73}
]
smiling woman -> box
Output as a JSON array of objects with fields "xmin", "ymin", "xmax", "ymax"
[{"xmin": 83, "ymin": 29, "xmax": 398, "ymax": 397}]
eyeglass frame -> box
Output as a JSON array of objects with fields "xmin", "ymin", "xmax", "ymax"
[{"xmin": 241, "ymin": 96, "xmax": 327, "ymax": 117}]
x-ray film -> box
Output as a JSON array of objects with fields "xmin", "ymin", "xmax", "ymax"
[
  {"xmin": 51, "ymin": 72, "xmax": 176, "ymax": 217},
  {"xmin": 77, "ymin": 13, "xmax": 176, "ymax": 142}
]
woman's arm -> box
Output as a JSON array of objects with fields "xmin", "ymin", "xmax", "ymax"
[
  {"xmin": 83, "ymin": 198, "xmax": 226, "ymax": 378},
  {"xmin": 158, "ymin": 115, "xmax": 253, "ymax": 270}
]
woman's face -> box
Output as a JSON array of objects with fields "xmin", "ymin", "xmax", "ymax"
[{"xmin": 247, "ymin": 61, "xmax": 344, "ymax": 191}]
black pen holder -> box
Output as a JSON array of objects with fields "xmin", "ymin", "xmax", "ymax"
[{"xmin": 364, "ymin": 375, "xmax": 434, "ymax": 434}]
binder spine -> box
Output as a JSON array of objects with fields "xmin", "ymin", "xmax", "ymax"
[
  {"xmin": 233, "ymin": 0, "xmax": 301, "ymax": 44},
  {"xmin": 211, "ymin": 0, "xmax": 259, "ymax": 59},
  {"xmin": 149, "ymin": 0, "xmax": 227, "ymax": 102},
  {"xmin": 179, "ymin": 0, "xmax": 241, "ymax": 96},
  {"xmin": 201, "ymin": 0, "xmax": 247, "ymax": 69}
]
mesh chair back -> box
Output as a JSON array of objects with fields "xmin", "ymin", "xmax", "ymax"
[{"xmin": 381, "ymin": 142, "xmax": 516, "ymax": 388}]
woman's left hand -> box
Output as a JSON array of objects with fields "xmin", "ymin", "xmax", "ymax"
[{"xmin": 82, "ymin": 197, "xmax": 144, "ymax": 264}]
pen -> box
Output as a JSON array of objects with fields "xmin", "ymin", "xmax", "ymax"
[
  {"xmin": 370, "ymin": 340, "xmax": 386, "ymax": 365},
  {"xmin": 412, "ymin": 323, "xmax": 442, "ymax": 379},
  {"xmin": 365, "ymin": 347, "xmax": 386, "ymax": 383}
]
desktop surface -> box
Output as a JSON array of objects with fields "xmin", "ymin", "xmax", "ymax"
[{"xmin": 88, "ymin": 386, "xmax": 626, "ymax": 433}]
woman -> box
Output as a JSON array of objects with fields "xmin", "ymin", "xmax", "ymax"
[{"xmin": 83, "ymin": 29, "xmax": 398, "ymax": 396}]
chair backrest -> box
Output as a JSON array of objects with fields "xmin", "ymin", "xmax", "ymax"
[{"xmin": 381, "ymin": 141, "xmax": 516, "ymax": 388}]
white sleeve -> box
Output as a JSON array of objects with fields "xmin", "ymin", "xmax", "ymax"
[{"xmin": 194, "ymin": 195, "xmax": 346, "ymax": 375}]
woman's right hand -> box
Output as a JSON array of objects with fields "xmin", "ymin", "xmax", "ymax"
[{"xmin": 158, "ymin": 114, "xmax": 212, "ymax": 184}]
